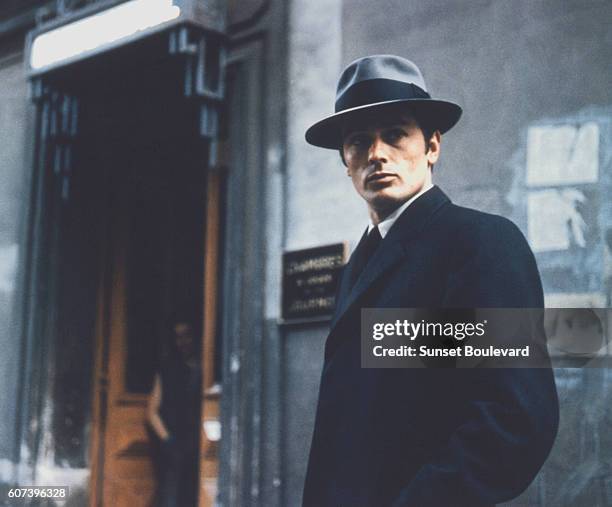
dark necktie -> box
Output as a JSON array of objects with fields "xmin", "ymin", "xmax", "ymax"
[{"xmin": 349, "ymin": 226, "xmax": 382, "ymax": 289}]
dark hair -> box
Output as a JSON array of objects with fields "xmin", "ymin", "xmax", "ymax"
[{"xmin": 338, "ymin": 110, "xmax": 437, "ymax": 167}]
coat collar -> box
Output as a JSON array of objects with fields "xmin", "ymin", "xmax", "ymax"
[{"xmin": 326, "ymin": 186, "xmax": 451, "ymax": 354}]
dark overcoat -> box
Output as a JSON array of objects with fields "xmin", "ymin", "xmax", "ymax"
[{"xmin": 302, "ymin": 186, "xmax": 559, "ymax": 507}]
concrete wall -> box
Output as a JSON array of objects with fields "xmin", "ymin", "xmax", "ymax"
[
  {"xmin": 281, "ymin": 0, "xmax": 344, "ymax": 504},
  {"xmin": 286, "ymin": 0, "xmax": 365, "ymax": 251},
  {"xmin": 0, "ymin": 52, "xmax": 32, "ymax": 483}
]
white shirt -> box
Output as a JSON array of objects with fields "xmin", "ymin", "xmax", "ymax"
[{"xmin": 367, "ymin": 183, "xmax": 434, "ymax": 238}]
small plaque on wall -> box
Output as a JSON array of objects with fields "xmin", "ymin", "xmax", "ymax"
[{"xmin": 282, "ymin": 243, "xmax": 347, "ymax": 322}]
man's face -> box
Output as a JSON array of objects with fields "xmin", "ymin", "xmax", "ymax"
[{"xmin": 342, "ymin": 110, "xmax": 440, "ymax": 221}]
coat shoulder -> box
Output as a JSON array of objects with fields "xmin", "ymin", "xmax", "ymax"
[
  {"xmin": 437, "ymin": 203, "xmax": 529, "ymax": 249},
  {"xmin": 441, "ymin": 203, "xmax": 520, "ymax": 232}
]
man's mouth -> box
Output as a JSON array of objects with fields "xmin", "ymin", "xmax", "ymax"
[{"xmin": 366, "ymin": 172, "xmax": 396, "ymax": 184}]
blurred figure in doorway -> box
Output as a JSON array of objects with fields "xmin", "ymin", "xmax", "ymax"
[{"xmin": 147, "ymin": 320, "xmax": 202, "ymax": 507}]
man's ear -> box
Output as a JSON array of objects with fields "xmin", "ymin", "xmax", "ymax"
[
  {"xmin": 339, "ymin": 147, "xmax": 348, "ymax": 167},
  {"xmin": 426, "ymin": 130, "xmax": 441, "ymax": 166}
]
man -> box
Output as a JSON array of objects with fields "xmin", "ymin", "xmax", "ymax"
[{"xmin": 302, "ymin": 55, "xmax": 559, "ymax": 506}]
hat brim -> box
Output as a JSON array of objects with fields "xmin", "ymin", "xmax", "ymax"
[{"xmin": 305, "ymin": 98, "xmax": 462, "ymax": 149}]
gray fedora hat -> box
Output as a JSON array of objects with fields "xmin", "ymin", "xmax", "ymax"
[{"xmin": 305, "ymin": 54, "xmax": 462, "ymax": 149}]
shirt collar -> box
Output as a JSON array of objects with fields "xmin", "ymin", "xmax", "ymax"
[{"xmin": 368, "ymin": 182, "xmax": 434, "ymax": 238}]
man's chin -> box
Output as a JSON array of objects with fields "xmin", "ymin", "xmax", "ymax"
[
  {"xmin": 369, "ymin": 190, "xmax": 413, "ymax": 208},
  {"xmin": 368, "ymin": 194, "xmax": 404, "ymax": 216}
]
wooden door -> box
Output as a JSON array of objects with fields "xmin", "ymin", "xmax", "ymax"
[
  {"xmin": 89, "ymin": 181, "xmax": 156, "ymax": 507},
  {"xmin": 199, "ymin": 164, "xmax": 224, "ymax": 507}
]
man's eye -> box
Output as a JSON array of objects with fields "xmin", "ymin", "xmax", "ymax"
[
  {"xmin": 348, "ymin": 135, "xmax": 369, "ymax": 147},
  {"xmin": 385, "ymin": 129, "xmax": 405, "ymax": 142}
]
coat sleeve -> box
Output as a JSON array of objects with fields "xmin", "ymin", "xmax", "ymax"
[{"xmin": 391, "ymin": 217, "xmax": 559, "ymax": 507}]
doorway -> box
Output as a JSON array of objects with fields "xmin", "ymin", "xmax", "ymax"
[{"xmin": 41, "ymin": 34, "xmax": 225, "ymax": 506}]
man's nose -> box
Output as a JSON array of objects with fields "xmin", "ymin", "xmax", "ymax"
[{"xmin": 368, "ymin": 135, "xmax": 388, "ymax": 165}]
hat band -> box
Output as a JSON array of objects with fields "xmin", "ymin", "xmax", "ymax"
[{"xmin": 335, "ymin": 78, "xmax": 431, "ymax": 113}]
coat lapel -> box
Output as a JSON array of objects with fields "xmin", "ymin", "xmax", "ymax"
[
  {"xmin": 327, "ymin": 186, "xmax": 451, "ymax": 352},
  {"xmin": 333, "ymin": 227, "xmax": 368, "ymax": 324}
]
